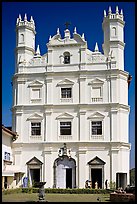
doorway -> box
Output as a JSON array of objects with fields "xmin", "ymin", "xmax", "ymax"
[
  {"xmin": 91, "ymin": 168, "xmax": 102, "ymax": 189},
  {"xmin": 54, "ymin": 156, "xmax": 76, "ymax": 188},
  {"xmin": 66, "ymin": 168, "xmax": 72, "ymax": 188},
  {"xmin": 116, "ymin": 173, "xmax": 127, "ymax": 189},
  {"xmin": 30, "ymin": 169, "xmax": 40, "ymax": 186},
  {"xmin": 4, "ymin": 176, "xmax": 8, "ymax": 189}
]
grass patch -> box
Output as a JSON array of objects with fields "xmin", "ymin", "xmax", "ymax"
[{"xmin": 2, "ymin": 193, "xmax": 110, "ymax": 202}]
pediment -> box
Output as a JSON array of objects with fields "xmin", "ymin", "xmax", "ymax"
[
  {"xmin": 57, "ymin": 79, "xmax": 74, "ymax": 86},
  {"xmin": 56, "ymin": 112, "xmax": 74, "ymax": 119},
  {"xmin": 88, "ymin": 156, "xmax": 106, "ymax": 165},
  {"xmin": 28, "ymin": 80, "xmax": 43, "ymax": 87},
  {"xmin": 88, "ymin": 112, "xmax": 105, "ymax": 119},
  {"xmin": 88, "ymin": 78, "xmax": 104, "ymax": 85},
  {"xmin": 27, "ymin": 113, "xmax": 43, "ymax": 121},
  {"xmin": 26, "ymin": 156, "xmax": 43, "ymax": 165}
]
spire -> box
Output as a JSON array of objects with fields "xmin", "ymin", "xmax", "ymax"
[
  {"xmin": 57, "ymin": 28, "xmax": 60, "ymax": 35},
  {"xmin": 36, "ymin": 45, "xmax": 40, "ymax": 56},
  {"xmin": 24, "ymin": 13, "xmax": 27, "ymax": 21},
  {"xmin": 120, "ymin": 9, "xmax": 123, "ymax": 15},
  {"xmin": 104, "ymin": 10, "xmax": 106, "ymax": 17},
  {"xmin": 16, "ymin": 18, "xmax": 19, "ymax": 24},
  {"xmin": 94, "ymin": 42, "xmax": 99, "ymax": 52},
  {"xmin": 74, "ymin": 27, "xmax": 77, "ymax": 34},
  {"xmin": 116, "ymin": 6, "xmax": 119, "ymax": 14},
  {"xmin": 30, "ymin": 16, "xmax": 34, "ymax": 23},
  {"xmin": 82, "ymin": 33, "xmax": 85, "ymax": 40},
  {"xmin": 49, "ymin": 35, "xmax": 51, "ymax": 41},
  {"xmin": 19, "ymin": 14, "xmax": 22, "ymax": 21},
  {"xmin": 108, "ymin": 6, "xmax": 112, "ymax": 14}
]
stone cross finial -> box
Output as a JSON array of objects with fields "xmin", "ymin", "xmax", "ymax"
[{"xmin": 65, "ymin": 22, "xmax": 71, "ymax": 29}]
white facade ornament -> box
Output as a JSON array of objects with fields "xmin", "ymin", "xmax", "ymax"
[
  {"xmin": 120, "ymin": 9, "xmax": 123, "ymax": 15},
  {"xmin": 57, "ymin": 28, "xmax": 60, "ymax": 35},
  {"xmin": 82, "ymin": 33, "xmax": 85, "ymax": 40},
  {"xmin": 94, "ymin": 42, "xmax": 99, "ymax": 52},
  {"xmin": 108, "ymin": 6, "xmax": 112, "ymax": 14},
  {"xmin": 104, "ymin": 10, "xmax": 106, "ymax": 17},
  {"xmin": 36, "ymin": 45, "xmax": 41, "ymax": 56},
  {"xmin": 49, "ymin": 35, "xmax": 51, "ymax": 41},
  {"xmin": 116, "ymin": 6, "xmax": 119, "ymax": 14},
  {"xmin": 74, "ymin": 27, "xmax": 77, "ymax": 34},
  {"xmin": 24, "ymin": 13, "xmax": 27, "ymax": 21}
]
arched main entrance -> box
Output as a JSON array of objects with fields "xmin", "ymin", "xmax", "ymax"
[{"xmin": 53, "ymin": 156, "xmax": 76, "ymax": 188}]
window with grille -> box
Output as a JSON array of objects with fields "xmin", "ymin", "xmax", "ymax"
[
  {"xmin": 92, "ymin": 121, "xmax": 102, "ymax": 135},
  {"xmin": 60, "ymin": 122, "xmax": 71, "ymax": 135},
  {"xmin": 31, "ymin": 122, "xmax": 41, "ymax": 136},
  {"xmin": 61, "ymin": 88, "xmax": 72, "ymax": 98}
]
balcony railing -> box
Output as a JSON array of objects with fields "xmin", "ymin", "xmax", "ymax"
[
  {"xmin": 30, "ymin": 135, "xmax": 42, "ymax": 141},
  {"xmin": 91, "ymin": 135, "xmax": 104, "ymax": 140},
  {"xmin": 60, "ymin": 98, "xmax": 72, "ymax": 103},
  {"xmin": 58, "ymin": 135, "xmax": 72, "ymax": 140},
  {"xmin": 91, "ymin": 97, "xmax": 103, "ymax": 102}
]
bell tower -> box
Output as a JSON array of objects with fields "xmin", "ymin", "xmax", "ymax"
[
  {"xmin": 15, "ymin": 14, "xmax": 36, "ymax": 72},
  {"xmin": 102, "ymin": 6, "xmax": 125, "ymax": 70}
]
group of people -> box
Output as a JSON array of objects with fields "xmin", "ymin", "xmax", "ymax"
[
  {"xmin": 85, "ymin": 180, "xmax": 98, "ymax": 189},
  {"xmin": 85, "ymin": 179, "xmax": 108, "ymax": 189}
]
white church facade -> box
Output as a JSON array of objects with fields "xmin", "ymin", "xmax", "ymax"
[{"xmin": 11, "ymin": 6, "xmax": 131, "ymax": 189}]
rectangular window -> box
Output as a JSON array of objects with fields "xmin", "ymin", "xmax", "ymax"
[
  {"xmin": 31, "ymin": 122, "xmax": 41, "ymax": 136},
  {"xmin": 92, "ymin": 121, "xmax": 102, "ymax": 135},
  {"xmin": 32, "ymin": 89, "xmax": 40, "ymax": 99},
  {"xmin": 61, "ymin": 88, "xmax": 71, "ymax": 98},
  {"xmin": 92, "ymin": 87, "xmax": 101, "ymax": 98},
  {"xmin": 4, "ymin": 152, "xmax": 10, "ymax": 161},
  {"xmin": 60, "ymin": 122, "xmax": 71, "ymax": 135}
]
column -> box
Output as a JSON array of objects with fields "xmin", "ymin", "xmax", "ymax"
[
  {"xmin": 46, "ymin": 78, "xmax": 53, "ymax": 104},
  {"xmin": 16, "ymin": 112, "xmax": 22, "ymax": 142},
  {"xmin": 79, "ymin": 110, "xmax": 86, "ymax": 141},
  {"xmin": 45, "ymin": 110, "xmax": 52, "ymax": 141},
  {"xmin": 42, "ymin": 149, "xmax": 52, "ymax": 187},
  {"xmin": 47, "ymin": 49, "xmax": 53, "ymax": 72},
  {"xmin": 78, "ymin": 150, "xmax": 86, "ymax": 188},
  {"xmin": 80, "ymin": 47, "xmax": 86, "ymax": 70},
  {"xmin": 17, "ymin": 79, "xmax": 26, "ymax": 105},
  {"xmin": 79, "ymin": 76, "xmax": 86, "ymax": 104}
]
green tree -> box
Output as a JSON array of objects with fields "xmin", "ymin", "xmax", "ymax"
[{"xmin": 130, "ymin": 168, "xmax": 135, "ymax": 186}]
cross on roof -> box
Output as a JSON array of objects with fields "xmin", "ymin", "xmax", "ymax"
[{"xmin": 65, "ymin": 22, "xmax": 71, "ymax": 29}]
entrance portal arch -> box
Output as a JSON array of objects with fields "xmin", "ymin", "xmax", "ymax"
[{"xmin": 53, "ymin": 156, "xmax": 76, "ymax": 188}]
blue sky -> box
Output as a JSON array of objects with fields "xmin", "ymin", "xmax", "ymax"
[{"xmin": 2, "ymin": 2, "xmax": 135, "ymax": 169}]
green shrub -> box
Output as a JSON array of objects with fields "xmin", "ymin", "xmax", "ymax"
[
  {"xmin": 2, "ymin": 187, "xmax": 114, "ymax": 195},
  {"xmin": 2, "ymin": 188, "xmax": 22, "ymax": 195},
  {"xmin": 44, "ymin": 188, "xmax": 113, "ymax": 194}
]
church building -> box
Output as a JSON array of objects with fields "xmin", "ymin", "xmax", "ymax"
[{"xmin": 11, "ymin": 6, "xmax": 131, "ymax": 189}]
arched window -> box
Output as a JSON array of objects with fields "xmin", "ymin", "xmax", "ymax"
[
  {"xmin": 111, "ymin": 27, "xmax": 116, "ymax": 37},
  {"xmin": 20, "ymin": 34, "xmax": 24, "ymax": 43},
  {"xmin": 64, "ymin": 52, "xmax": 70, "ymax": 64}
]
